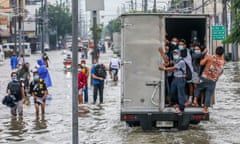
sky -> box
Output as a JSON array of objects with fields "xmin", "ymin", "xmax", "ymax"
[
  {"xmin": 84, "ymin": 0, "xmax": 171, "ymax": 25},
  {"xmin": 50, "ymin": 0, "xmax": 171, "ymax": 25}
]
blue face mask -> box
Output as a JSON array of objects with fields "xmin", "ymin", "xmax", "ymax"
[
  {"xmin": 12, "ymin": 77, "xmax": 18, "ymax": 81},
  {"xmin": 178, "ymin": 45, "xmax": 184, "ymax": 50},
  {"xmin": 33, "ymin": 75, "xmax": 39, "ymax": 81},
  {"xmin": 195, "ymin": 50, "xmax": 201, "ymax": 54},
  {"xmin": 173, "ymin": 55, "xmax": 179, "ymax": 60}
]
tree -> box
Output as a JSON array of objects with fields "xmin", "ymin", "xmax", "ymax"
[
  {"xmin": 105, "ymin": 17, "xmax": 121, "ymax": 40},
  {"xmin": 48, "ymin": 1, "xmax": 72, "ymax": 39},
  {"xmin": 90, "ymin": 24, "xmax": 103, "ymax": 42},
  {"xmin": 224, "ymin": 0, "xmax": 240, "ymax": 44}
]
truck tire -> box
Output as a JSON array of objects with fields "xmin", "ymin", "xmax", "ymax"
[
  {"xmin": 140, "ymin": 121, "xmax": 153, "ymax": 131},
  {"xmin": 126, "ymin": 121, "xmax": 140, "ymax": 127},
  {"xmin": 177, "ymin": 115, "xmax": 190, "ymax": 130},
  {"xmin": 177, "ymin": 123, "xmax": 189, "ymax": 130},
  {"xmin": 190, "ymin": 120, "xmax": 200, "ymax": 125}
]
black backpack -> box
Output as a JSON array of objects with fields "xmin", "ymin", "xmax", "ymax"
[
  {"xmin": 94, "ymin": 64, "xmax": 106, "ymax": 79},
  {"xmin": 9, "ymin": 81, "xmax": 21, "ymax": 96}
]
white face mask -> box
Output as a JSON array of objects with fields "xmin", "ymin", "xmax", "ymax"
[{"xmin": 171, "ymin": 42, "xmax": 177, "ymax": 46}]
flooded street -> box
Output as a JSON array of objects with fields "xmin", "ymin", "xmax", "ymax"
[{"xmin": 0, "ymin": 49, "xmax": 240, "ymax": 144}]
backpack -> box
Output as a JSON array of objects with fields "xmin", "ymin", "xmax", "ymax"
[
  {"xmin": 9, "ymin": 81, "xmax": 21, "ymax": 96},
  {"xmin": 179, "ymin": 59, "xmax": 192, "ymax": 81},
  {"xmin": 185, "ymin": 61, "xmax": 192, "ymax": 81},
  {"xmin": 94, "ymin": 64, "xmax": 106, "ymax": 79}
]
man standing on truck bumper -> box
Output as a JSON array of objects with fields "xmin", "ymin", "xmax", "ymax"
[
  {"xmin": 194, "ymin": 46, "xmax": 225, "ymax": 113},
  {"xmin": 159, "ymin": 49, "xmax": 187, "ymax": 113}
]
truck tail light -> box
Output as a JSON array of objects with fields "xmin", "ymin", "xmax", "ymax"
[
  {"xmin": 122, "ymin": 114, "xmax": 136, "ymax": 121},
  {"xmin": 194, "ymin": 115, "xmax": 207, "ymax": 121}
]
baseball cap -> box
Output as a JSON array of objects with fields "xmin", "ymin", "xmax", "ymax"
[{"xmin": 173, "ymin": 49, "xmax": 180, "ymax": 53}]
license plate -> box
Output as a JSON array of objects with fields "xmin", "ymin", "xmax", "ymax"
[{"xmin": 156, "ymin": 121, "xmax": 174, "ymax": 127}]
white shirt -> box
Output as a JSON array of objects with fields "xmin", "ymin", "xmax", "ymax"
[{"xmin": 110, "ymin": 58, "xmax": 120, "ymax": 69}]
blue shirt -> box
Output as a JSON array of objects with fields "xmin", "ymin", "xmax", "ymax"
[
  {"xmin": 174, "ymin": 59, "xmax": 186, "ymax": 77},
  {"xmin": 91, "ymin": 65, "xmax": 104, "ymax": 85}
]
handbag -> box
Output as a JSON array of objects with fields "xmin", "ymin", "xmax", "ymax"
[{"xmin": 2, "ymin": 95, "xmax": 16, "ymax": 108}]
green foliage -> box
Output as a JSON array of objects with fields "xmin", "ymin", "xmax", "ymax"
[
  {"xmin": 90, "ymin": 25, "xmax": 103, "ymax": 41},
  {"xmin": 224, "ymin": 0, "xmax": 240, "ymax": 44},
  {"xmin": 105, "ymin": 17, "xmax": 121, "ymax": 39},
  {"xmin": 48, "ymin": 1, "xmax": 72, "ymax": 39}
]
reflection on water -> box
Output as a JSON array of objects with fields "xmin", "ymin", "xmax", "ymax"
[
  {"xmin": 33, "ymin": 115, "xmax": 48, "ymax": 131},
  {"xmin": 3, "ymin": 117, "xmax": 27, "ymax": 142}
]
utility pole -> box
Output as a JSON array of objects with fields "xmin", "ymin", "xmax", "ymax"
[
  {"xmin": 40, "ymin": 0, "xmax": 44, "ymax": 53},
  {"xmin": 214, "ymin": 0, "xmax": 217, "ymax": 25},
  {"xmin": 153, "ymin": 0, "xmax": 157, "ymax": 13},
  {"xmin": 131, "ymin": 0, "xmax": 134, "ymax": 11},
  {"xmin": 92, "ymin": 11, "xmax": 98, "ymax": 63},
  {"xmin": 222, "ymin": 0, "xmax": 228, "ymax": 56},
  {"xmin": 72, "ymin": 0, "xmax": 79, "ymax": 143},
  {"xmin": 135, "ymin": 0, "xmax": 137, "ymax": 11},
  {"xmin": 18, "ymin": 0, "xmax": 22, "ymax": 56},
  {"xmin": 45, "ymin": 0, "xmax": 49, "ymax": 51},
  {"xmin": 144, "ymin": 0, "xmax": 147, "ymax": 13},
  {"xmin": 231, "ymin": 0, "xmax": 238, "ymax": 61},
  {"xmin": 202, "ymin": 0, "xmax": 204, "ymax": 14}
]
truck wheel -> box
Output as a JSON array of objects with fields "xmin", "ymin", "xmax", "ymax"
[
  {"xmin": 178, "ymin": 124, "xmax": 189, "ymax": 130},
  {"xmin": 190, "ymin": 120, "xmax": 200, "ymax": 125},
  {"xmin": 177, "ymin": 120, "xmax": 189, "ymax": 130},
  {"xmin": 126, "ymin": 121, "xmax": 140, "ymax": 127},
  {"xmin": 140, "ymin": 121, "xmax": 153, "ymax": 131}
]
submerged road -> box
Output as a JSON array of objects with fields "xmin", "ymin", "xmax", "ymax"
[{"xmin": 0, "ymin": 48, "xmax": 239, "ymax": 144}]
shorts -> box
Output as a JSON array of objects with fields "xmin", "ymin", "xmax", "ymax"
[
  {"xmin": 78, "ymin": 89, "xmax": 83, "ymax": 95},
  {"xmin": 34, "ymin": 97, "xmax": 45, "ymax": 105},
  {"xmin": 110, "ymin": 68, "xmax": 118, "ymax": 75}
]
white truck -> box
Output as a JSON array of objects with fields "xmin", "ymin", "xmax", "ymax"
[{"xmin": 120, "ymin": 14, "xmax": 212, "ymax": 130}]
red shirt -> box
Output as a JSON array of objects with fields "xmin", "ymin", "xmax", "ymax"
[{"xmin": 78, "ymin": 71, "xmax": 87, "ymax": 89}]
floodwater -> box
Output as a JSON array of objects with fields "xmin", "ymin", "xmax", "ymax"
[{"xmin": 0, "ymin": 49, "xmax": 239, "ymax": 144}]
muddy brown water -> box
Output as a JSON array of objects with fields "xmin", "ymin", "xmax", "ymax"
[{"xmin": 0, "ymin": 50, "xmax": 239, "ymax": 144}]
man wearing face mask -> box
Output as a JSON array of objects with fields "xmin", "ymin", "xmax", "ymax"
[
  {"xmin": 178, "ymin": 39, "xmax": 194, "ymax": 104},
  {"xmin": 169, "ymin": 37, "xmax": 179, "ymax": 53},
  {"xmin": 29, "ymin": 70, "xmax": 47, "ymax": 117},
  {"xmin": 159, "ymin": 49, "xmax": 187, "ymax": 113},
  {"xmin": 6, "ymin": 72, "xmax": 26, "ymax": 117}
]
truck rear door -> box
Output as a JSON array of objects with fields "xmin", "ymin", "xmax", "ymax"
[{"xmin": 121, "ymin": 14, "xmax": 165, "ymax": 112}]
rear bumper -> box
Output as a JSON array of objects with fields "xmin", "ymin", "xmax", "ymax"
[{"xmin": 121, "ymin": 111, "xmax": 209, "ymax": 122}]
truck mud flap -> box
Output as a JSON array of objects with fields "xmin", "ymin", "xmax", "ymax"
[{"xmin": 138, "ymin": 114, "xmax": 153, "ymax": 131}]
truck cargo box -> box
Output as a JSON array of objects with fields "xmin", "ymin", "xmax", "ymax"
[{"xmin": 120, "ymin": 14, "xmax": 211, "ymax": 130}]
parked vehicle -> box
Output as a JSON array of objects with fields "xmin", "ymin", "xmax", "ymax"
[
  {"xmin": 2, "ymin": 42, "xmax": 31, "ymax": 56},
  {"xmin": 120, "ymin": 14, "xmax": 212, "ymax": 130},
  {"xmin": 44, "ymin": 43, "xmax": 50, "ymax": 51}
]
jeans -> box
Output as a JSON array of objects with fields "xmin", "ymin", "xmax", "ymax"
[
  {"xmin": 93, "ymin": 83, "xmax": 104, "ymax": 103},
  {"xmin": 194, "ymin": 77, "xmax": 216, "ymax": 107},
  {"xmin": 84, "ymin": 85, "xmax": 88, "ymax": 103},
  {"xmin": 170, "ymin": 77, "xmax": 186, "ymax": 111},
  {"xmin": 11, "ymin": 100, "xmax": 23, "ymax": 116}
]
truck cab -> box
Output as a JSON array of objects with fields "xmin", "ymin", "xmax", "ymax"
[{"xmin": 120, "ymin": 14, "xmax": 211, "ymax": 130}]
